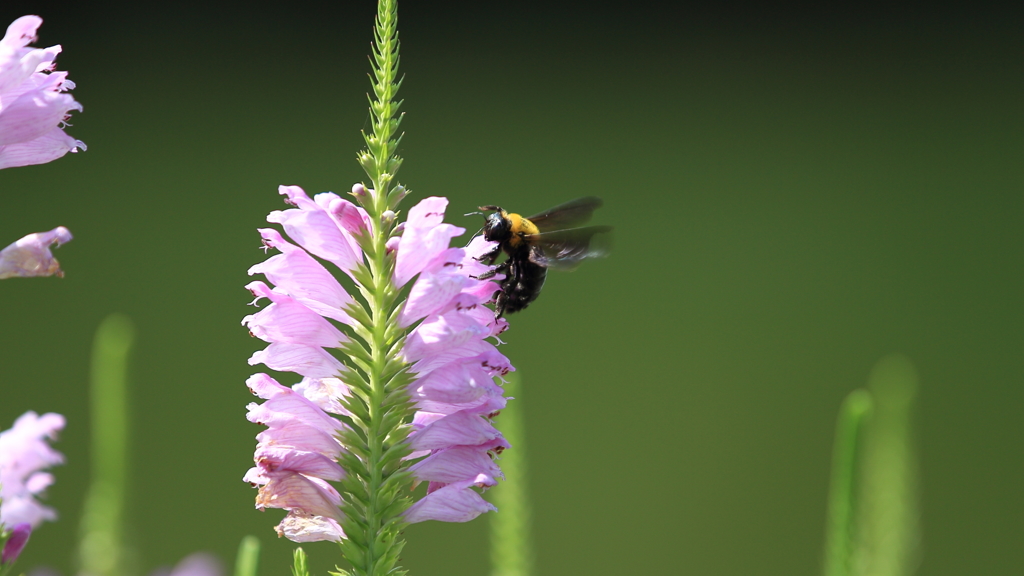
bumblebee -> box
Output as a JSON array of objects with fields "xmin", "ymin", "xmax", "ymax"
[{"xmin": 474, "ymin": 197, "xmax": 611, "ymax": 318}]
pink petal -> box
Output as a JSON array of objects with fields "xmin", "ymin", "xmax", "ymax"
[
  {"xmin": 248, "ymin": 342, "xmax": 344, "ymax": 379},
  {"xmin": 409, "ymin": 410, "xmax": 502, "ymax": 451},
  {"xmin": 315, "ymin": 192, "xmax": 368, "ymax": 258},
  {"xmin": 0, "ymin": 126, "xmax": 84, "ymax": 169},
  {"xmin": 409, "ymin": 442, "xmax": 506, "ymax": 485},
  {"xmin": 292, "ymin": 377, "xmax": 350, "ymax": 416},
  {"xmin": 255, "ymin": 472, "xmax": 341, "ymax": 518},
  {"xmin": 253, "ymin": 447, "xmax": 344, "ymax": 481},
  {"xmin": 250, "ymin": 229, "xmax": 355, "ymax": 325},
  {"xmin": 0, "ymin": 226, "xmax": 71, "ymax": 279},
  {"xmin": 410, "ymin": 358, "xmax": 498, "ymax": 406},
  {"xmin": 245, "ymin": 374, "xmax": 345, "ymax": 438},
  {"xmin": 403, "ymin": 309, "xmax": 491, "ymax": 363},
  {"xmin": 403, "ymin": 477, "xmax": 497, "ymax": 524},
  {"xmin": 409, "ymin": 339, "xmax": 508, "ymax": 378},
  {"xmin": 0, "ymin": 87, "xmax": 81, "ymax": 146},
  {"xmin": 0, "ymin": 17, "xmax": 57, "ymax": 95},
  {"xmin": 243, "ymin": 282, "xmax": 347, "ymax": 348},
  {"xmin": 268, "ymin": 185, "xmax": 362, "ymax": 275},
  {"xmin": 276, "ymin": 513, "xmax": 344, "ymax": 543},
  {"xmin": 254, "ymin": 422, "xmax": 341, "ymax": 459},
  {"xmin": 398, "ymin": 248, "xmax": 470, "ymax": 327},
  {"xmin": 394, "ymin": 197, "xmax": 466, "ymax": 288}
]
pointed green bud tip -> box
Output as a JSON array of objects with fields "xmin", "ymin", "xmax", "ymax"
[{"xmin": 387, "ymin": 184, "xmax": 408, "ymax": 208}]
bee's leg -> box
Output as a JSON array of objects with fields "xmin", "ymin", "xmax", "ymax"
[
  {"xmin": 492, "ymin": 260, "xmax": 518, "ymax": 319},
  {"xmin": 475, "ymin": 244, "xmax": 502, "ymax": 266},
  {"xmin": 494, "ymin": 289, "xmax": 508, "ymax": 318},
  {"xmin": 474, "ymin": 259, "xmax": 509, "ymax": 281}
]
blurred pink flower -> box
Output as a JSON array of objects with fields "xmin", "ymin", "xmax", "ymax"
[
  {"xmin": 0, "ymin": 226, "xmax": 72, "ymax": 279},
  {"xmin": 1, "ymin": 523, "xmax": 31, "ymax": 565},
  {"xmin": 244, "ymin": 186, "xmax": 513, "ymax": 540},
  {"xmin": 29, "ymin": 552, "xmax": 222, "ymax": 576},
  {"xmin": 0, "ymin": 412, "xmax": 65, "ymax": 529},
  {"xmin": 148, "ymin": 553, "xmax": 223, "ymax": 576},
  {"xmin": 0, "ymin": 16, "xmax": 84, "ymax": 169}
]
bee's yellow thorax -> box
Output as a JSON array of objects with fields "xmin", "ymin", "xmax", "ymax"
[{"xmin": 508, "ymin": 213, "xmax": 539, "ymax": 247}]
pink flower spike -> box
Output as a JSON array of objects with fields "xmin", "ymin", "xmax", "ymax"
[
  {"xmin": 0, "ymin": 226, "xmax": 71, "ymax": 279},
  {"xmin": 245, "ymin": 182, "xmax": 517, "ymax": 541},
  {"xmin": 0, "ymin": 411, "xmax": 65, "ymax": 529},
  {"xmin": 0, "ymin": 16, "xmax": 84, "ymax": 169},
  {"xmin": 403, "ymin": 477, "xmax": 498, "ymax": 524}
]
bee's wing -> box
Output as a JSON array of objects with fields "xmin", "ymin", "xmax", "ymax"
[
  {"xmin": 526, "ymin": 197, "xmax": 603, "ymax": 230},
  {"xmin": 526, "ymin": 225, "xmax": 613, "ymax": 270}
]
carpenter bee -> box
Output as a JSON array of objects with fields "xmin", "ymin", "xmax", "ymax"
[{"xmin": 473, "ymin": 197, "xmax": 611, "ymax": 318}]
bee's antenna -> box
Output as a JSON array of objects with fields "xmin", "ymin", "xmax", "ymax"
[
  {"xmin": 466, "ymin": 225, "xmax": 485, "ymax": 245},
  {"xmin": 464, "ymin": 210, "xmax": 483, "ymax": 217}
]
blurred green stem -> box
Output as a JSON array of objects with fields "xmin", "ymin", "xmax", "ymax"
[
  {"xmin": 824, "ymin": 355, "xmax": 921, "ymax": 576},
  {"xmin": 854, "ymin": 355, "xmax": 920, "ymax": 576},
  {"xmin": 78, "ymin": 314, "xmax": 135, "ymax": 576},
  {"xmin": 234, "ymin": 536, "xmax": 260, "ymax": 576},
  {"xmin": 489, "ymin": 375, "xmax": 533, "ymax": 576},
  {"xmin": 823, "ymin": 389, "xmax": 872, "ymax": 576}
]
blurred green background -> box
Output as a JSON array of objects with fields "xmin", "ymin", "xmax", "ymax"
[{"xmin": 1, "ymin": 2, "xmax": 1021, "ymax": 575}]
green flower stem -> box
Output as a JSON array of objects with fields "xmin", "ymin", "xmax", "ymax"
[
  {"xmin": 78, "ymin": 314, "xmax": 135, "ymax": 576},
  {"xmin": 337, "ymin": 1, "xmax": 414, "ymax": 574},
  {"xmin": 489, "ymin": 375, "xmax": 534, "ymax": 576},
  {"xmin": 823, "ymin": 390, "xmax": 872, "ymax": 576}
]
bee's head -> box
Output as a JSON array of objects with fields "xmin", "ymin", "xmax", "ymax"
[{"xmin": 479, "ymin": 206, "xmax": 511, "ymax": 242}]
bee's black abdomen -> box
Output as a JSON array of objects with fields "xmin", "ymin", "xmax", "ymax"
[{"xmin": 495, "ymin": 255, "xmax": 547, "ymax": 317}]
